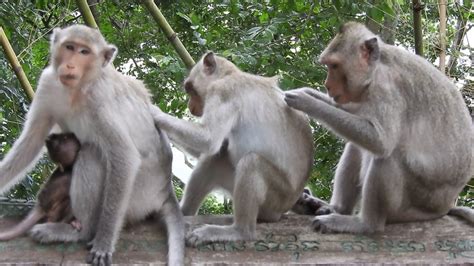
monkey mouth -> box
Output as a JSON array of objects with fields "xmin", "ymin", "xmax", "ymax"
[{"xmin": 61, "ymin": 74, "xmax": 78, "ymax": 80}]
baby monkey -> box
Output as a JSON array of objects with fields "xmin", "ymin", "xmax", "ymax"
[{"xmin": 0, "ymin": 133, "xmax": 81, "ymax": 240}]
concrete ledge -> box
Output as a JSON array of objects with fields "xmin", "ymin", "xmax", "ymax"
[{"xmin": 0, "ymin": 214, "xmax": 473, "ymax": 264}]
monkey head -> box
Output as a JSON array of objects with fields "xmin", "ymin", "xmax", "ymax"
[
  {"xmin": 50, "ymin": 25, "xmax": 117, "ymax": 89},
  {"xmin": 183, "ymin": 52, "xmax": 239, "ymax": 116},
  {"xmin": 45, "ymin": 133, "xmax": 81, "ymax": 168},
  {"xmin": 319, "ymin": 22, "xmax": 380, "ymax": 105}
]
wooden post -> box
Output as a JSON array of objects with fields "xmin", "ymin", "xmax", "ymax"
[
  {"xmin": 0, "ymin": 27, "xmax": 34, "ymax": 101},
  {"xmin": 143, "ymin": 0, "xmax": 195, "ymax": 69},
  {"xmin": 438, "ymin": 0, "xmax": 447, "ymax": 73},
  {"xmin": 412, "ymin": 0, "xmax": 424, "ymax": 56},
  {"xmin": 76, "ymin": 0, "xmax": 99, "ymax": 28}
]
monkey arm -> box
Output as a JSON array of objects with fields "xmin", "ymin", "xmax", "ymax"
[
  {"xmin": 0, "ymin": 97, "xmax": 55, "ymax": 195},
  {"xmin": 89, "ymin": 110, "xmax": 141, "ymax": 255},
  {"xmin": 150, "ymin": 105, "xmax": 211, "ymax": 155},
  {"xmin": 285, "ymin": 92, "xmax": 398, "ymax": 157}
]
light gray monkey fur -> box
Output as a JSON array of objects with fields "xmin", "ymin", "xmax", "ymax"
[
  {"xmin": 151, "ymin": 52, "xmax": 314, "ymax": 246},
  {"xmin": 0, "ymin": 25, "xmax": 184, "ymax": 265},
  {"xmin": 285, "ymin": 22, "xmax": 473, "ymax": 233}
]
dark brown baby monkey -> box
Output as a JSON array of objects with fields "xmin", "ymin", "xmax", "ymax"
[{"xmin": 0, "ymin": 133, "xmax": 81, "ymax": 240}]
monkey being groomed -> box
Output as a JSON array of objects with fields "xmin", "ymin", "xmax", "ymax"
[
  {"xmin": 151, "ymin": 52, "xmax": 314, "ymax": 246},
  {"xmin": 285, "ymin": 22, "xmax": 474, "ymax": 234},
  {"xmin": 0, "ymin": 133, "xmax": 81, "ymax": 241}
]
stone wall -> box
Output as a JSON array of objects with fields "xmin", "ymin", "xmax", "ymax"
[{"xmin": 0, "ymin": 214, "xmax": 473, "ymax": 264}]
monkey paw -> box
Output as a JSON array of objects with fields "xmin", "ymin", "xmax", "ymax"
[
  {"xmin": 86, "ymin": 248, "xmax": 113, "ymax": 266},
  {"xmin": 30, "ymin": 223, "xmax": 80, "ymax": 243},
  {"xmin": 186, "ymin": 225, "xmax": 252, "ymax": 247},
  {"xmin": 284, "ymin": 90, "xmax": 319, "ymax": 114},
  {"xmin": 311, "ymin": 214, "xmax": 339, "ymax": 233},
  {"xmin": 315, "ymin": 205, "xmax": 335, "ymax": 216}
]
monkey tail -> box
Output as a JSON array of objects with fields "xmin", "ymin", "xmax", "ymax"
[
  {"xmin": 0, "ymin": 207, "xmax": 44, "ymax": 241},
  {"xmin": 448, "ymin": 206, "xmax": 474, "ymax": 224}
]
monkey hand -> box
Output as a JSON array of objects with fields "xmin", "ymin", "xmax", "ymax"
[
  {"xmin": 284, "ymin": 88, "xmax": 325, "ymax": 115},
  {"xmin": 149, "ymin": 104, "xmax": 171, "ymax": 128},
  {"xmin": 86, "ymin": 239, "xmax": 113, "ymax": 266}
]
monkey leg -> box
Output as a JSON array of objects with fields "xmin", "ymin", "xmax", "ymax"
[
  {"xmin": 181, "ymin": 155, "xmax": 232, "ymax": 216},
  {"xmin": 313, "ymin": 157, "xmax": 401, "ymax": 234},
  {"xmin": 30, "ymin": 144, "xmax": 104, "ymax": 243},
  {"xmin": 186, "ymin": 153, "xmax": 286, "ymax": 246},
  {"xmin": 160, "ymin": 193, "xmax": 185, "ymax": 266},
  {"xmin": 326, "ymin": 143, "xmax": 362, "ymax": 215}
]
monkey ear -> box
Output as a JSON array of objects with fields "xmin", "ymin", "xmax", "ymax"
[
  {"xmin": 51, "ymin": 28, "xmax": 62, "ymax": 44},
  {"xmin": 361, "ymin": 37, "xmax": 380, "ymax": 62},
  {"xmin": 203, "ymin": 52, "xmax": 216, "ymax": 75},
  {"xmin": 103, "ymin": 45, "xmax": 117, "ymax": 67}
]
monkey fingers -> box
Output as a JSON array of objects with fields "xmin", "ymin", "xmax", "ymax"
[
  {"xmin": 70, "ymin": 219, "xmax": 82, "ymax": 231},
  {"xmin": 186, "ymin": 224, "xmax": 248, "ymax": 247},
  {"xmin": 86, "ymin": 249, "xmax": 112, "ymax": 266},
  {"xmin": 284, "ymin": 91, "xmax": 319, "ymax": 114}
]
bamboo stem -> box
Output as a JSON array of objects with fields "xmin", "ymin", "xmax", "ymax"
[
  {"xmin": 143, "ymin": 0, "xmax": 195, "ymax": 69},
  {"xmin": 76, "ymin": 0, "xmax": 99, "ymax": 28},
  {"xmin": 412, "ymin": 0, "xmax": 424, "ymax": 56},
  {"xmin": 438, "ymin": 0, "xmax": 447, "ymax": 73},
  {"xmin": 0, "ymin": 27, "xmax": 35, "ymax": 101}
]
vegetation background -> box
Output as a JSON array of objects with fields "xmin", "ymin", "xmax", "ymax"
[{"xmin": 0, "ymin": 0, "xmax": 472, "ymax": 214}]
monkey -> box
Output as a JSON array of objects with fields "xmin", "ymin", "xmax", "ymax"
[
  {"xmin": 0, "ymin": 25, "xmax": 184, "ymax": 266},
  {"xmin": 284, "ymin": 21, "xmax": 474, "ymax": 234},
  {"xmin": 0, "ymin": 133, "xmax": 81, "ymax": 241},
  {"xmin": 150, "ymin": 52, "xmax": 314, "ymax": 246},
  {"xmin": 289, "ymin": 187, "xmax": 332, "ymax": 215}
]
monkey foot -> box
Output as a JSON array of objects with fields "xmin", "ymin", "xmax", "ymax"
[
  {"xmin": 315, "ymin": 205, "xmax": 335, "ymax": 216},
  {"xmin": 86, "ymin": 249, "xmax": 112, "ymax": 266},
  {"xmin": 70, "ymin": 220, "xmax": 82, "ymax": 231},
  {"xmin": 312, "ymin": 214, "xmax": 377, "ymax": 234},
  {"xmin": 186, "ymin": 224, "xmax": 253, "ymax": 247},
  {"xmin": 30, "ymin": 222, "xmax": 81, "ymax": 243}
]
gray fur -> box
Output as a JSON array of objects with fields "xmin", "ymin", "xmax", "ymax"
[
  {"xmin": 285, "ymin": 22, "xmax": 473, "ymax": 233},
  {"xmin": 0, "ymin": 25, "xmax": 184, "ymax": 265},
  {"xmin": 151, "ymin": 52, "xmax": 314, "ymax": 246}
]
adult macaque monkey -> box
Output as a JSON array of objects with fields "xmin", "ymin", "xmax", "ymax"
[
  {"xmin": 285, "ymin": 22, "xmax": 474, "ymax": 234},
  {"xmin": 151, "ymin": 52, "xmax": 314, "ymax": 245},
  {"xmin": 0, "ymin": 25, "xmax": 184, "ymax": 265}
]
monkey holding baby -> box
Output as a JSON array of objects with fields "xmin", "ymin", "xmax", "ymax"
[
  {"xmin": 285, "ymin": 22, "xmax": 474, "ymax": 234},
  {"xmin": 0, "ymin": 133, "xmax": 81, "ymax": 241},
  {"xmin": 0, "ymin": 25, "xmax": 184, "ymax": 266}
]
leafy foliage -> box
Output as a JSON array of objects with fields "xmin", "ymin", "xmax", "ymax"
[{"xmin": 0, "ymin": 0, "xmax": 472, "ymax": 212}]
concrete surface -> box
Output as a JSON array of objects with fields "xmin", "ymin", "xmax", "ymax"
[{"xmin": 0, "ymin": 214, "xmax": 473, "ymax": 264}]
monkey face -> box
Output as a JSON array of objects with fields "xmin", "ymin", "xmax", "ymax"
[
  {"xmin": 55, "ymin": 41, "xmax": 99, "ymax": 89},
  {"xmin": 184, "ymin": 80, "xmax": 204, "ymax": 116},
  {"xmin": 51, "ymin": 26, "xmax": 117, "ymax": 89},
  {"xmin": 45, "ymin": 133, "xmax": 81, "ymax": 167}
]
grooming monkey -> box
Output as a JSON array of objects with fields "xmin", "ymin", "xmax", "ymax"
[
  {"xmin": 285, "ymin": 22, "xmax": 474, "ymax": 234},
  {"xmin": 0, "ymin": 25, "xmax": 184, "ymax": 265},
  {"xmin": 151, "ymin": 52, "xmax": 314, "ymax": 246},
  {"xmin": 0, "ymin": 133, "xmax": 81, "ymax": 241}
]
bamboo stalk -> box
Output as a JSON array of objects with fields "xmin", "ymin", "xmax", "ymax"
[
  {"xmin": 143, "ymin": 0, "xmax": 195, "ymax": 69},
  {"xmin": 412, "ymin": 0, "xmax": 424, "ymax": 56},
  {"xmin": 0, "ymin": 27, "xmax": 35, "ymax": 101},
  {"xmin": 438, "ymin": 0, "xmax": 447, "ymax": 73},
  {"xmin": 76, "ymin": 0, "xmax": 99, "ymax": 28}
]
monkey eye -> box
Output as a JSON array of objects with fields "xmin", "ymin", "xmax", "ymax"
[
  {"xmin": 329, "ymin": 63, "xmax": 338, "ymax": 70},
  {"xmin": 66, "ymin": 44, "xmax": 74, "ymax": 51},
  {"xmin": 80, "ymin": 49, "xmax": 90, "ymax": 55},
  {"xmin": 184, "ymin": 81, "xmax": 194, "ymax": 93}
]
